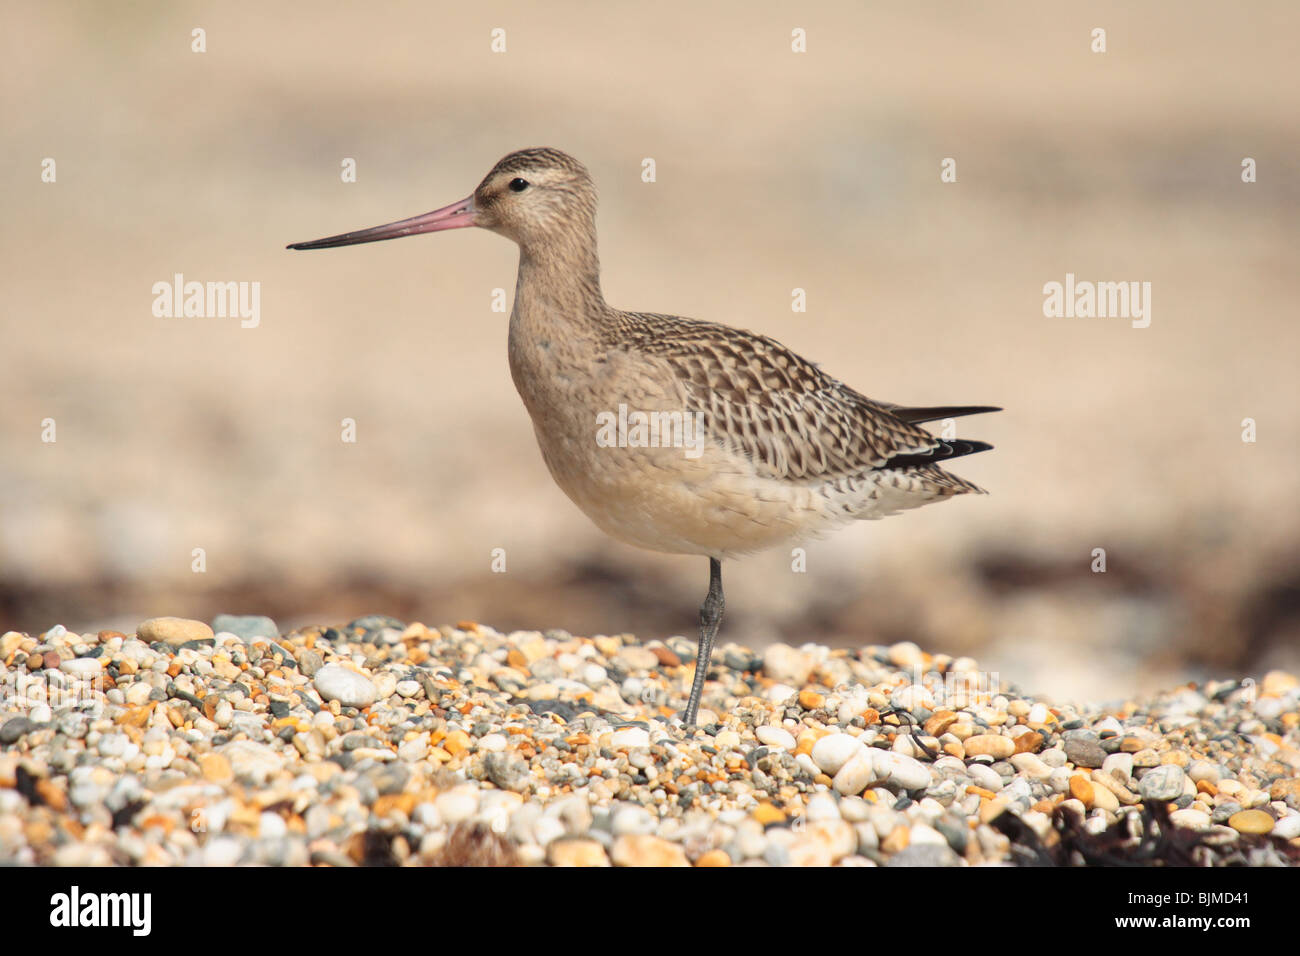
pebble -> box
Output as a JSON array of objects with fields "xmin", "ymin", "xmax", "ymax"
[
  {"xmin": 313, "ymin": 664, "xmax": 378, "ymax": 708},
  {"xmin": 59, "ymin": 658, "xmax": 102, "ymax": 677},
  {"xmin": 298, "ymin": 649, "xmax": 324, "ymax": 677},
  {"xmin": 1170, "ymin": 808, "xmax": 1212, "ymax": 829},
  {"xmin": 884, "ymin": 844, "xmax": 960, "ymax": 867},
  {"xmin": 872, "ymin": 750, "xmax": 932, "ymax": 790},
  {"xmin": 609, "ymin": 727, "xmax": 650, "ymax": 750},
  {"xmin": 714, "ymin": 729, "xmax": 741, "ymax": 749},
  {"xmin": 1090, "ymin": 782, "xmax": 1120, "ymax": 812},
  {"xmin": 548, "ymin": 838, "xmax": 610, "ymax": 867},
  {"xmin": 200, "ymin": 753, "xmax": 233, "ymax": 783},
  {"xmin": 0, "ymin": 718, "xmax": 38, "ymax": 744},
  {"xmin": 755, "ymin": 726, "xmax": 796, "ymax": 750},
  {"xmin": 964, "ymin": 734, "xmax": 1015, "ymax": 760},
  {"xmin": 611, "ymin": 834, "xmax": 689, "ymax": 867},
  {"xmin": 1138, "ymin": 765, "xmax": 1186, "ymax": 801},
  {"xmin": 1009, "ymin": 752, "xmax": 1052, "ymax": 780},
  {"xmin": 888, "ymin": 641, "xmax": 924, "ymax": 670},
  {"xmin": 212, "ymin": 614, "xmax": 279, "ymax": 641},
  {"xmin": 611, "ymin": 805, "xmax": 656, "ymax": 836},
  {"xmin": 435, "ymin": 788, "xmax": 479, "ymax": 824},
  {"xmin": 484, "ymin": 753, "xmax": 530, "ymax": 792},
  {"xmin": 1272, "ymin": 814, "xmax": 1300, "ymax": 840},
  {"xmin": 812, "ymin": 733, "xmax": 862, "ymax": 775},
  {"xmin": 762, "ymin": 644, "xmax": 815, "ymax": 685},
  {"xmin": 1064, "ymin": 736, "xmax": 1107, "ymax": 769},
  {"xmin": 218, "ymin": 741, "xmax": 282, "ymax": 785},
  {"xmin": 137, "ymin": 617, "xmax": 213, "ymax": 645},
  {"xmin": 1226, "ymin": 809, "xmax": 1274, "ymax": 835},
  {"xmin": 832, "ymin": 750, "xmax": 876, "ymax": 796},
  {"xmin": 1101, "ymin": 752, "xmax": 1133, "ymax": 782},
  {"xmin": 967, "ymin": 763, "xmax": 1004, "ymax": 792}
]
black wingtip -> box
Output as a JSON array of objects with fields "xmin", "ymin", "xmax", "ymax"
[
  {"xmin": 890, "ymin": 405, "xmax": 1002, "ymax": 425},
  {"xmin": 883, "ymin": 438, "xmax": 994, "ymax": 470}
]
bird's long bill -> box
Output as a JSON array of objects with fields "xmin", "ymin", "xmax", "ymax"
[{"xmin": 286, "ymin": 196, "xmax": 476, "ymax": 250}]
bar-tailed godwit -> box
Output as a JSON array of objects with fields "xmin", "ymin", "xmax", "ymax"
[{"xmin": 289, "ymin": 148, "xmax": 999, "ymax": 727}]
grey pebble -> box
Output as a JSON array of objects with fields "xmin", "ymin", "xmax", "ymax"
[
  {"xmin": 348, "ymin": 614, "xmax": 406, "ymax": 633},
  {"xmin": 212, "ymin": 614, "xmax": 280, "ymax": 641},
  {"xmin": 1138, "ymin": 765, "xmax": 1185, "ymax": 801},
  {"xmin": 485, "ymin": 753, "xmax": 530, "ymax": 792},
  {"xmin": 1065, "ymin": 737, "xmax": 1107, "ymax": 769},
  {"xmin": 883, "ymin": 843, "xmax": 960, "ymax": 867},
  {"xmin": 298, "ymin": 649, "xmax": 324, "ymax": 677},
  {"xmin": 0, "ymin": 717, "xmax": 39, "ymax": 744}
]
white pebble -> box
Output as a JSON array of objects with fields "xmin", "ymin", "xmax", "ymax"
[
  {"xmin": 909, "ymin": 823, "xmax": 948, "ymax": 846},
  {"xmin": 764, "ymin": 683, "xmax": 798, "ymax": 703},
  {"xmin": 435, "ymin": 787, "xmax": 479, "ymax": 824},
  {"xmin": 795, "ymin": 752, "xmax": 820, "ymax": 778},
  {"xmin": 97, "ymin": 733, "xmax": 128, "ymax": 758},
  {"xmin": 967, "ymin": 763, "xmax": 1004, "ymax": 792},
  {"xmin": 397, "ymin": 737, "xmax": 428, "ymax": 761},
  {"xmin": 888, "ymin": 641, "xmax": 924, "ymax": 669},
  {"xmin": 1009, "ymin": 752, "xmax": 1052, "ymax": 780},
  {"xmin": 1272, "ymin": 814, "xmax": 1300, "ymax": 840},
  {"xmin": 812, "ymin": 733, "xmax": 862, "ymax": 775},
  {"xmin": 313, "ymin": 664, "xmax": 378, "ymax": 708},
  {"xmin": 60, "ymin": 658, "xmax": 102, "ymax": 677},
  {"xmin": 203, "ymin": 837, "xmax": 244, "ymax": 866},
  {"xmin": 214, "ymin": 700, "xmax": 233, "ymax": 728},
  {"xmin": 837, "ymin": 697, "xmax": 871, "ymax": 723},
  {"xmin": 832, "ymin": 750, "xmax": 876, "ymax": 796},
  {"xmin": 412, "ymin": 802, "xmax": 442, "ymax": 829},
  {"xmin": 1169, "ymin": 808, "xmax": 1212, "ymax": 829},
  {"xmin": 479, "ymin": 733, "xmax": 508, "ymax": 753},
  {"xmin": 611, "ymin": 805, "xmax": 656, "ymax": 836},
  {"xmin": 610, "ymin": 727, "xmax": 650, "ymax": 749},
  {"xmin": 805, "ymin": 793, "xmax": 841, "ymax": 822},
  {"xmin": 891, "ymin": 684, "xmax": 933, "ymax": 711},
  {"xmin": 873, "ymin": 750, "xmax": 932, "ymax": 790},
  {"xmin": 756, "ymin": 726, "xmax": 796, "ymax": 750},
  {"xmin": 531, "ymin": 815, "xmax": 566, "ymax": 846},
  {"xmin": 1102, "ymin": 753, "xmax": 1133, "ymax": 782}
]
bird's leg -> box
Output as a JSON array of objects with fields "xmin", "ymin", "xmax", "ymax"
[{"xmin": 683, "ymin": 557, "xmax": 724, "ymax": 728}]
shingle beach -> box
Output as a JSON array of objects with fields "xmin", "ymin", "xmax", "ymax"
[{"xmin": 2, "ymin": 616, "xmax": 1297, "ymax": 866}]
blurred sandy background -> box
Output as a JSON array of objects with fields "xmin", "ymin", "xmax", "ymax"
[{"xmin": 2, "ymin": 1, "xmax": 1297, "ymax": 702}]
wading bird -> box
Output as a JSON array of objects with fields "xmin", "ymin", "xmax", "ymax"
[{"xmin": 289, "ymin": 148, "xmax": 998, "ymax": 727}]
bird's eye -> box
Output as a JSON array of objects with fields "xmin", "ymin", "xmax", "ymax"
[{"xmin": 508, "ymin": 178, "xmax": 530, "ymax": 192}]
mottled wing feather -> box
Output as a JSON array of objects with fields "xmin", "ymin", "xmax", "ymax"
[{"xmin": 605, "ymin": 312, "xmax": 951, "ymax": 482}]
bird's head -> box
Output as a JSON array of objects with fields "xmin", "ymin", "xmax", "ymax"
[{"xmin": 286, "ymin": 147, "xmax": 596, "ymax": 252}]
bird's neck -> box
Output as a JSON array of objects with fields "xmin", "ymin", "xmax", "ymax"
[
  {"xmin": 513, "ymin": 224, "xmax": 605, "ymax": 322},
  {"xmin": 507, "ymin": 226, "xmax": 610, "ymax": 420}
]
